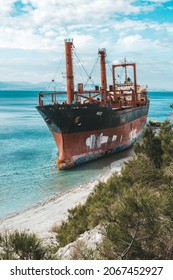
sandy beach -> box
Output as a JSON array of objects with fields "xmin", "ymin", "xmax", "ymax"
[{"xmin": 0, "ymin": 159, "xmax": 125, "ymax": 241}]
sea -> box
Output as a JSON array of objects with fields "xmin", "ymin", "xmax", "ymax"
[{"xmin": 0, "ymin": 91, "xmax": 172, "ymax": 219}]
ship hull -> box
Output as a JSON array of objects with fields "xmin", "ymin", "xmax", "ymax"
[{"xmin": 36, "ymin": 103, "xmax": 149, "ymax": 169}]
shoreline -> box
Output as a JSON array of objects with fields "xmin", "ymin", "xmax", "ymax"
[{"xmin": 0, "ymin": 159, "xmax": 125, "ymax": 241}]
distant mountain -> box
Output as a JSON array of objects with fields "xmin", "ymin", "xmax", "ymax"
[
  {"xmin": 0, "ymin": 81, "xmax": 65, "ymax": 91},
  {"xmin": 0, "ymin": 81, "xmax": 96, "ymax": 91},
  {"xmin": 149, "ymin": 88, "xmax": 173, "ymax": 92},
  {"xmin": 0, "ymin": 81, "xmax": 172, "ymax": 92}
]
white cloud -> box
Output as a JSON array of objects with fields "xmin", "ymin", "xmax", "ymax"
[
  {"xmin": 115, "ymin": 34, "xmax": 163, "ymax": 53},
  {"xmin": 0, "ymin": 0, "xmax": 172, "ymax": 89},
  {"xmin": 163, "ymin": 23, "xmax": 173, "ymax": 32},
  {"xmin": 0, "ymin": 0, "xmax": 15, "ymax": 15},
  {"xmin": 112, "ymin": 19, "xmax": 173, "ymax": 33},
  {"xmin": 0, "ymin": 0, "xmax": 172, "ymax": 51},
  {"xmin": 0, "ymin": 0, "xmax": 144, "ymax": 50}
]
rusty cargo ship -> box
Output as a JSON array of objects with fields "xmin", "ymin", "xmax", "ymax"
[{"xmin": 36, "ymin": 39, "xmax": 149, "ymax": 169}]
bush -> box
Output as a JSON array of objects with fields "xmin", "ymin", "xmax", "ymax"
[
  {"xmin": 0, "ymin": 231, "xmax": 47, "ymax": 260},
  {"xmin": 134, "ymin": 126, "xmax": 163, "ymax": 168},
  {"xmin": 98, "ymin": 184, "xmax": 171, "ymax": 259}
]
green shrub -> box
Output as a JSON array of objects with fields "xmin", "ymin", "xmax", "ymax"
[{"xmin": 0, "ymin": 231, "xmax": 47, "ymax": 260}]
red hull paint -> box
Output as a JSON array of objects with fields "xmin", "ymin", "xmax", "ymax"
[{"xmin": 52, "ymin": 115, "xmax": 147, "ymax": 169}]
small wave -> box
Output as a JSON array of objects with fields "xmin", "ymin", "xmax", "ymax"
[{"xmin": 44, "ymin": 147, "xmax": 58, "ymax": 167}]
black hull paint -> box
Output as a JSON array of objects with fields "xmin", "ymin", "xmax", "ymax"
[{"xmin": 36, "ymin": 102, "xmax": 149, "ymax": 134}]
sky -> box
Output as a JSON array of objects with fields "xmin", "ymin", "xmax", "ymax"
[{"xmin": 0, "ymin": 0, "xmax": 173, "ymax": 90}]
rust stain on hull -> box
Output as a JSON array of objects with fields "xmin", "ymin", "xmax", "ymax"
[{"xmin": 51, "ymin": 115, "xmax": 147, "ymax": 169}]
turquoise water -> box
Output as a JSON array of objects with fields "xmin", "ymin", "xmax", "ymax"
[
  {"xmin": 0, "ymin": 91, "xmax": 172, "ymax": 218},
  {"xmin": 148, "ymin": 92, "xmax": 173, "ymax": 122}
]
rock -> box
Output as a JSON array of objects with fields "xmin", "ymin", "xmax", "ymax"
[{"xmin": 56, "ymin": 225, "xmax": 104, "ymax": 259}]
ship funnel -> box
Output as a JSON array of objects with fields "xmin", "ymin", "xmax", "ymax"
[{"xmin": 65, "ymin": 39, "xmax": 74, "ymax": 104}]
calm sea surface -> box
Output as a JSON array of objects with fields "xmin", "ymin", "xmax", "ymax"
[{"xmin": 0, "ymin": 91, "xmax": 172, "ymax": 218}]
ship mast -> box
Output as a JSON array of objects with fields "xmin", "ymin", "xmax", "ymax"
[
  {"xmin": 124, "ymin": 58, "xmax": 128, "ymax": 83},
  {"xmin": 65, "ymin": 39, "xmax": 74, "ymax": 104},
  {"xmin": 99, "ymin": 48, "xmax": 107, "ymax": 103}
]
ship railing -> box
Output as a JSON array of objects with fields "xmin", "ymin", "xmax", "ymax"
[
  {"xmin": 38, "ymin": 88, "xmax": 147, "ymax": 108},
  {"xmin": 114, "ymin": 88, "xmax": 147, "ymax": 106},
  {"xmin": 38, "ymin": 90, "xmax": 102, "ymax": 106},
  {"xmin": 40, "ymin": 100, "xmax": 67, "ymax": 106},
  {"xmin": 76, "ymin": 92, "xmax": 102, "ymax": 104},
  {"xmin": 38, "ymin": 91, "xmax": 66, "ymax": 106}
]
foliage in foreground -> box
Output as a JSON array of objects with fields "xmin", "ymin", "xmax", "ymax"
[
  {"xmin": 0, "ymin": 231, "xmax": 50, "ymax": 260},
  {"xmin": 54, "ymin": 122, "xmax": 173, "ymax": 259}
]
